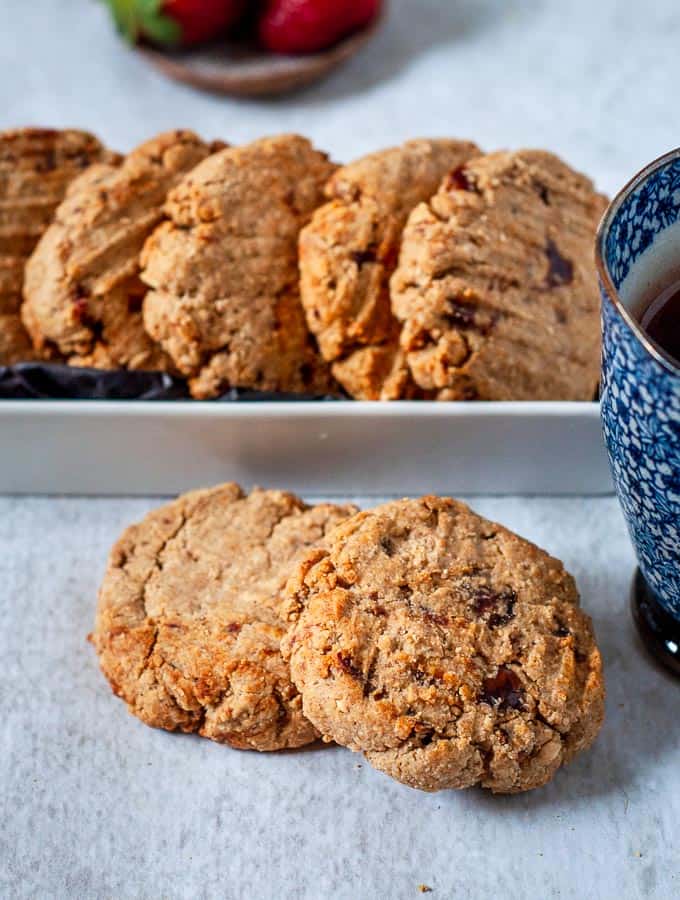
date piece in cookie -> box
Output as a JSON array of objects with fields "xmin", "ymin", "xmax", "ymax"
[
  {"xmin": 299, "ymin": 139, "xmax": 480, "ymax": 399},
  {"xmin": 391, "ymin": 150, "xmax": 608, "ymax": 400},
  {"xmin": 0, "ymin": 127, "xmax": 115, "ymax": 364},
  {"xmin": 22, "ymin": 130, "xmax": 221, "ymax": 371},
  {"xmin": 141, "ymin": 135, "xmax": 337, "ymax": 399},
  {"xmin": 283, "ymin": 496, "xmax": 604, "ymax": 792},
  {"xmin": 92, "ymin": 483, "xmax": 357, "ymax": 751}
]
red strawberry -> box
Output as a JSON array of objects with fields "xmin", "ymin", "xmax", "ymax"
[
  {"xmin": 259, "ymin": 0, "xmax": 382, "ymax": 54},
  {"xmin": 106, "ymin": 0, "xmax": 245, "ymax": 48}
]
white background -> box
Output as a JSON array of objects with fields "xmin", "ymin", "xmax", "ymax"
[{"xmin": 1, "ymin": 1, "xmax": 679, "ymax": 898}]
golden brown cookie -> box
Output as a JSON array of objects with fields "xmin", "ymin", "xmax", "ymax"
[
  {"xmin": 22, "ymin": 130, "xmax": 221, "ymax": 371},
  {"xmin": 92, "ymin": 483, "xmax": 357, "ymax": 751},
  {"xmin": 299, "ymin": 139, "xmax": 480, "ymax": 399},
  {"xmin": 391, "ymin": 150, "xmax": 608, "ymax": 400},
  {"xmin": 283, "ymin": 496, "xmax": 604, "ymax": 792},
  {"xmin": 0, "ymin": 127, "xmax": 115, "ymax": 365},
  {"xmin": 141, "ymin": 135, "xmax": 337, "ymax": 399}
]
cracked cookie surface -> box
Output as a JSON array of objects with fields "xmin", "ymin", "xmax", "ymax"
[
  {"xmin": 391, "ymin": 150, "xmax": 608, "ymax": 400},
  {"xmin": 0, "ymin": 127, "xmax": 114, "ymax": 364},
  {"xmin": 22, "ymin": 130, "xmax": 220, "ymax": 370},
  {"xmin": 282, "ymin": 496, "xmax": 604, "ymax": 792},
  {"xmin": 141, "ymin": 135, "xmax": 336, "ymax": 399},
  {"xmin": 92, "ymin": 483, "xmax": 357, "ymax": 751},
  {"xmin": 299, "ymin": 139, "xmax": 479, "ymax": 399}
]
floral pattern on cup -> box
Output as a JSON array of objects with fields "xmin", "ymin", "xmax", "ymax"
[
  {"xmin": 599, "ymin": 151, "xmax": 680, "ymax": 619},
  {"xmin": 601, "ymin": 297, "xmax": 680, "ymax": 615},
  {"xmin": 603, "ymin": 155, "xmax": 680, "ymax": 291}
]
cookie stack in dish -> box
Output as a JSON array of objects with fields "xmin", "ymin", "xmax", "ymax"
[
  {"xmin": 3, "ymin": 127, "xmax": 607, "ymax": 402},
  {"xmin": 92, "ymin": 484, "xmax": 605, "ymax": 794},
  {"xmin": 300, "ymin": 141, "xmax": 608, "ymax": 401}
]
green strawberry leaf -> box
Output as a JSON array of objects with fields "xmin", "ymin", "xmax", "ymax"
[
  {"xmin": 140, "ymin": 11, "xmax": 182, "ymax": 47},
  {"xmin": 105, "ymin": 0, "xmax": 143, "ymax": 42},
  {"xmin": 105, "ymin": 0, "xmax": 182, "ymax": 47}
]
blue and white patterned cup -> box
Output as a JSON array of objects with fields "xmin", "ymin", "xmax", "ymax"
[{"xmin": 596, "ymin": 149, "xmax": 680, "ymax": 668}]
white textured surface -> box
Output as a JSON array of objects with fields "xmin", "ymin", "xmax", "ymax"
[
  {"xmin": 2, "ymin": 495, "xmax": 680, "ymax": 900},
  {"xmin": 2, "ymin": 1, "xmax": 680, "ymax": 898}
]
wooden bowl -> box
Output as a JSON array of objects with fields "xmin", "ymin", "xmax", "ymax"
[{"xmin": 137, "ymin": 19, "xmax": 381, "ymax": 97}]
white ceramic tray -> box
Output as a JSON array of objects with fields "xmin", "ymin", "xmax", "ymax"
[{"xmin": 0, "ymin": 400, "xmax": 611, "ymax": 495}]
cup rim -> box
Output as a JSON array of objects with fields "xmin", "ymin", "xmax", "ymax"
[{"xmin": 595, "ymin": 145, "xmax": 680, "ymax": 376}]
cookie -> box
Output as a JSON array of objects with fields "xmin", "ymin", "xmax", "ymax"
[
  {"xmin": 141, "ymin": 135, "xmax": 337, "ymax": 399},
  {"xmin": 22, "ymin": 130, "xmax": 221, "ymax": 371},
  {"xmin": 391, "ymin": 150, "xmax": 608, "ymax": 400},
  {"xmin": 282, "ymin": 496, "xmax": 604, "ymax": 792},
  {"xmin": 0, "ymin": 127, "xmax": 114, "ymax": 365},
  {"xmin": 92, "ymin": 483, "xmax": 357, "ymax": 751},
  {"xmin": 299, "ymin": 139, "xmax": 480, "ymax": 399}
]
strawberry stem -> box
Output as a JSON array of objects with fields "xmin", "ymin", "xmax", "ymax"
[{"xmin": 106, "ymin": 0, "xmax": 182, "ymax": 47}]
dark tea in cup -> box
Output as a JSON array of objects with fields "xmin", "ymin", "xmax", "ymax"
[{"xmin": 637, "ymin": 279, "xmax": 680, "ymax": 366}]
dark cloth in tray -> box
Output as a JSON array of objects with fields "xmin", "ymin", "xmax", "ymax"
[{"xmin": 0, "ymin": 362, "xmax": 340, "ymax": 402}]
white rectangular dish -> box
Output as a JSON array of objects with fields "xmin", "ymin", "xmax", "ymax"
[{"xmin": 0, "ymin": 400, "xmax": 611, "ymax": 495}]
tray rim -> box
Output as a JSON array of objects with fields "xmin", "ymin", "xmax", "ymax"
[{"xmin": 0, "ymin": 400, "xmax": 602, "ymax": 419}]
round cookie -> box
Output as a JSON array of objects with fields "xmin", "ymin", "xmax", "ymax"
[
  {"xmin": 282, "ymin": 496, "xmax": 604, "ymax": 792},
  {"xmin": 22, "ymin": 130, "xmax": 222, "ymax": 371},
  {"xmin": 0, "ymin": 127, "xmax": 115, "ymax": 365},
  {"xmin": 299, "ymin": 139, "xmax": 480, "ymax": 400},
  {"xmin": 92, "ymin": 483, "xmax": 357, "ymax": 751},
  {"xmin": 140, "ymin": 135, "xmax": 337, "ymax": 399},
  {"xmin": 391, "ymin": 150, "xmax": 608, "ymax": 400}
]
